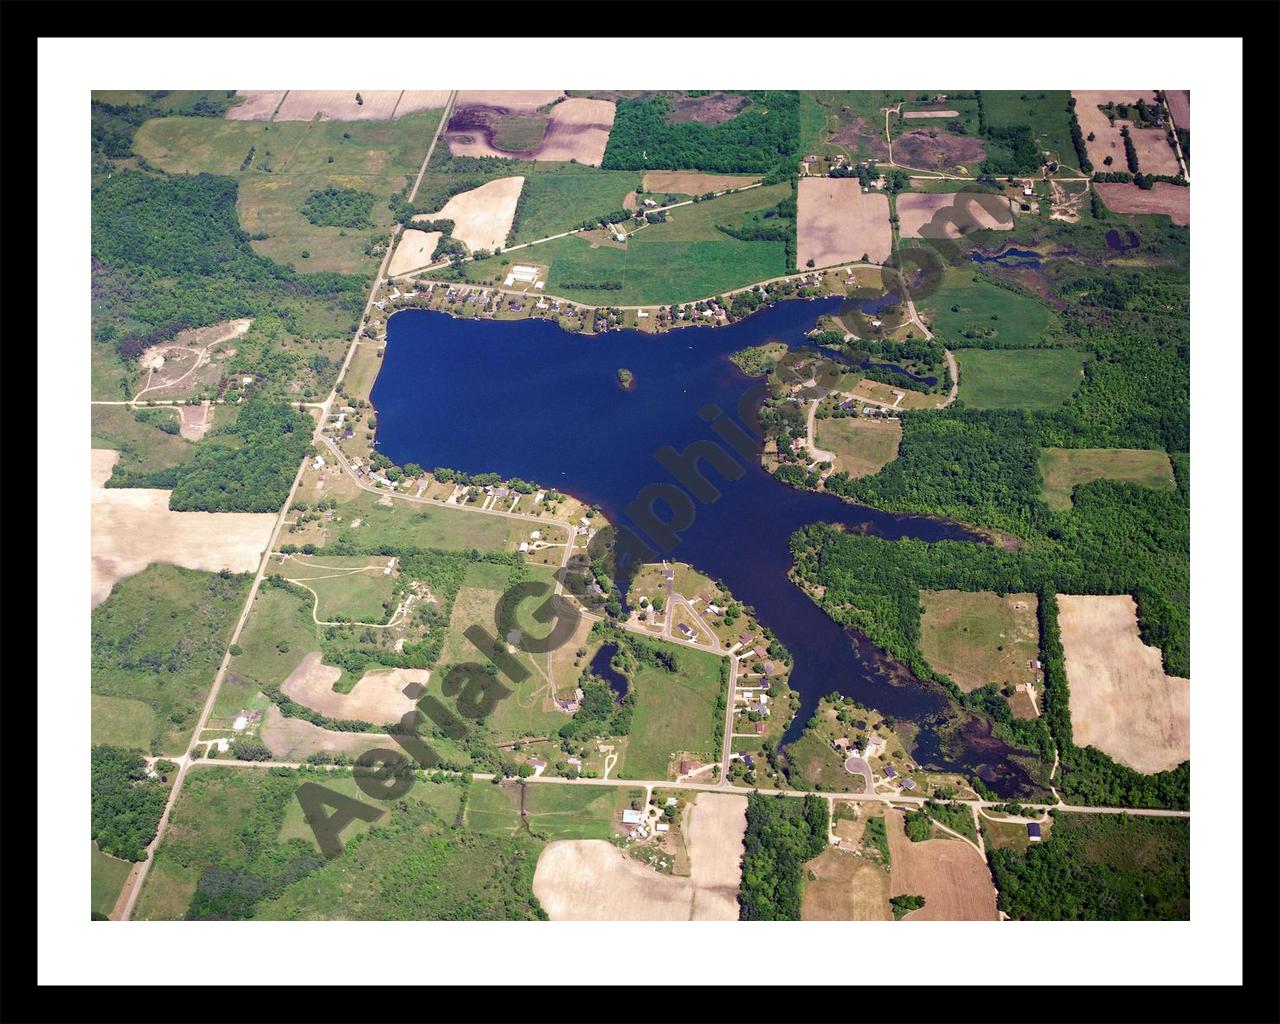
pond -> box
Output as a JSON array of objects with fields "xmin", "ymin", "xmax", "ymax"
[
  {"xmin": 588, "ymin": 643, "xmax": 628, "ymax": 700},
  {"xmin": 371, "ymin": 299, "xmax": 1037, "ymax": 795},
  {"xmin": 967, "ymin": 246, "xmax": 1043, "ymax": 268}
]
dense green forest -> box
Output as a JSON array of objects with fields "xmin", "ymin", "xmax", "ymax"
[
  {"xmin": 987, "ymin": 812, "xmax": 1189, "ymax": 919},
  {"xmin": 92, "ymin": 171, "xmax": 365, "ymax": 364},
  {"xmin": 107, "ymin": 398, "xmax": 312, "ymax": 513},
  {"xmin": 91, "ymin": 746, "xmax": 170, "ymax": 862},
  {"xmin": 603, "ymin": 92, "xmax": 800, "ymax": 176},
  {"xmin": 300, "ymin": 186, "xmax": 377, "ymax": 228},
  {"xmin": 790, "ymin": 520, "xmax": 1189, "ymax": 808},
  {"xmin": 738, "ymin": 791, "xmax": 829, "ymax": 919}
]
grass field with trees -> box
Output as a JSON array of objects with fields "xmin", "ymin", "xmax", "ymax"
[
  {"xmin": 1038, "ymin": 447, "xmax": 1175, "ymax": 511},
  {"xmin": 955, "ymin": 348, "xmax": 1086, "ymax": 411}
]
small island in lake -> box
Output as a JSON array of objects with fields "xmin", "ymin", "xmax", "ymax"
[{"xmin": 616, "ymin": 367, "xmax": 635, "ymax": 390}]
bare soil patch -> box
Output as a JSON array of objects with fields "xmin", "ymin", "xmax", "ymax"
[
  {"xmin": 446, "ymin": 96, "xmax": 614, "ymax": 166},
  {"xmin": 667, "ymin": 92, "xmax": 751, "ymax": 126},
  {"xmin": 1128, "ymin": 126, "xmax": 1181, "ymax": 176},
  {"xmin": 454, "ymin": 90, "xmax": 565, "ymax": 113},
  {"xmin": 641, "ymin": 171, "xmax": 760, "ymax": 195},
  {"xmin": 902, "ymin": 109, "xmax": 960, "ymax": 119},
  {"xmin": 273, "ymin": 90, "xmax": 402, "ymax": 122},
  {"xmin": 797, "ymin": 177, "xmax": 892, "ymax": 269},
  {"xmin": 1071, "ymin": 91, "xmax": 1179, "ymax": 175},
  {"xmin": 259, "ymin": 705, "xmax": 393, "ymax": 760},
  {"xmin": 388, "ymin": 229, "xmax": 443, "ymax": 276},
  {"xmin": 91, "ymin": 450, "xmax": 275, "ymax": 607},
  {"xmin": 897, "ymin": 191, "xmax": 1014, "ymax": 239},
  {"xmin": 802, "ymin": 846, "xmax": 892, "ymax": 920},
  {"xmin": 414, "ymin": 176, "xmax": 524, "ymax": 253},
  {"xmin": 533, "ymin": 792, "xmax": 745, "ymax": 919},
  {"xmin": 280, "ymin": 651, "xmax": 421, "ymax": 725},
  {"xmin": 893, "ymin": 128, "xmax": 986, "ymax": 172},
  {"xmin": 1094, "ymin": 182, "xmax": 1189, "ymax": 226},
  {"xmin": 827, "ymin": 114, "xmax": 889, "ymax": 161},
  {"xmin": 885, "ymin": 808, "xmax": 997, "ymax": 920},
  {"xmin": 178, "ymin": 402, "xmax": 212, "ymax": 441},
  {"xmin": 1057, "ymin": 594, "xmax": 1189, "ymax": 774},
  {"xmin": 227, "ymin": 91, "xmax": 286, "ymax": 121},
  {"xmin": 394, "ymin": 90, "xmax": 452, "ymax": 118},
  {"xmin": 1164, "ymin": 89, "xmax": 1190, "ymax": 131}
]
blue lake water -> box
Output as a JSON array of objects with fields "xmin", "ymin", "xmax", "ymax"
[
  {"xmin": 588, "ymin": 643, "xmax": 628, "ymax": 699},
  {"xmin": 372, "ymin": 299, "xmax": 1035, "ymax": 794}
]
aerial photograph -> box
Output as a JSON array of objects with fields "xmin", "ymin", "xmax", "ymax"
[{"xmin": 81, "ymin": 83, "xmax": 1200, "ymax": 928}]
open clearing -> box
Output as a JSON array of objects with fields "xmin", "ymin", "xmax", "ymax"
[
  {"xmin": 388, "ymin": 229, "xmax": 443, "ymax": 276},
  {"xmin": 226, "ymin": 91, "xmax": 285, "ymax": 121},
  {"xmin": 273, "ymin": 90, "xmax": 403, "ymax": 122},
  {"xmin": 1165, "ymin": 90, "xmax": 1190, "ymax": 130},
  {"xmin": 918, "ymin": 265, "xmax": 1056, "ymax": 344},
  {"xmin": 91, "ymin": 450, "xmax": 275, "ymax": 607},
  {"xmin": 893, "ymin": 127, "xmax": 985, "ymax": 173},
  {"xmin": 178, "ymin": 402, "xmax": 213, "ymax": 440},
  {"xmin": 641, "ymin": 171, "xmax": 760, "ymax": 195},
  {"xmin": 955, "ymin": 348, "xmax": 1084, "ymax": 411},
  {"xmin": 414, "ymin": 176, "xmax": 524, "ymax": 254},
  {"xmin": 1039, "ymin": 448, "xmax": 1176, "ymax": 511},
  {"xmin": 919, "ymin": 590, "xmax": 1039, "ymax": 693},
  {"xmin": 446, "ymin": 95, "xmax": 615, "ymax": 166},
  {"xmin": 92, "ymin": 842, "xmax": 134, "ymax": 919},
  {"xmin": 1094, "ymin": 182, "xmax": 1189, "ymax": 226},
  {"xmin": 885, "ymin": 808, "xmax": 998, "ymax": 920},
  {"xmin": 532, "ymin": 792, "xmax": 745, "ymax": 919},
  {"xmin": 797, "ymin": 177, "xmax": 892, "ymax": 268},
  {"xmin": 897, "ymin": 191, "xmax": 1014, "ymax": 239},
  {"xmin": 847, "ymin": 378, "xmax": 936, "ymax": 411},
  {"xmin": 258, "ymin": 706, "xmax": 392, "ymax": 760},
  {"xmin": 902, "ymin": 109, "xmax": 960, "ymax": 120},
  {"xmin": 815, "ymin": 416, "xmax": 901, "ymax": 478},
  {"xmin": 801, "ymin": 845, "xmax": 892, "ymax": 920},
  {"xmin": 1072, "ymin": 91, "xmax": 1180, "ymax": 176},
  {"xmin": 280, "ymin": 651, "xmax": 420, "ymax": 725},
  {"xmin": 1057, "ymin": 594, "xmax": 1189, "ymax": 774},
  {"xmin": 618, "ymin": 641, "xmax": 726, "ymax": 780}
]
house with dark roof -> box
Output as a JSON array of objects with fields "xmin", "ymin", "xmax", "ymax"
[
  {"xmin": 1027, "ymin": 822, "xmax": 1042, "ymax": 841},
  {"xmin": 883, "ymin": 765, "xmax": 897, "ymax": 780}
]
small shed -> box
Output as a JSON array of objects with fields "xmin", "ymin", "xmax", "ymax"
[{"xmin": 1027, "ymin": 822, "xmax": 1042, "ymax": 841}]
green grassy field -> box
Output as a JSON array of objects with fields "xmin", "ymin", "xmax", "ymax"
[
  {"xmin": 617, "ymin": 642, "xmax": 725, "ymax": 780},
  {"xmin": 278, "ymin": 554, "xmax": 397, "ymax": 623},
  {"xmin": 276, "ymin": 773, "xmax": 464, "ymax": 851},
  {"xmin": 815, "ymin": 417, "xmax": 902, "ymax": 479},
  {"xmin": 800, "ymin": 90, "xmax": 901, "ymax": 162},
  {"xmin": 508, "ymin": 167, "xmax": 641, "ymax": 244},
  {"xmin": 92, "ymin": 565, "xmax": 251, "ymax": 755},
  {"xmin": 91, "ymin": 695, "xmax": 156, "ymax": 752},
  {"xmin": 920, "ymin": 267, "xmax": 1057, "ymax": 345},
  {"xmin": 521, "ymin": 783, "xmax": 627, "ymax": 841},
  {"xmin": 133, "ymin": 110, "xmax": 445, "ymax": 275},
  {"xmin": 220, "ymin": 584, "xmax": 316, "ymax": 717},
  {"xmin": 918, "ymin": 590, "xmax": 1040, "ymax": 693},
  {"xmin": 340, "ymin": 342, "xmax": 384, "ymax": 402},
  {"xmin": 91, "ymin": 841, "xmax": 133, "ymax": 918},
  {"xmin": 334, "ymin": 492, "xmax": 519, "ymax": 552},
  {"xmin": 91, "ymin": 406, "xmax": 194, "ymax": 472},
  {"xmin": 463, "ymin": 779, "xmax": 524, "ymax": 835},
  {"xmin": 980, "ymin": 91, "xmax": 1082, "ymax": 175},
  {"xmin": 1038, "ymin": 448, "xmax": 1175, "ymax": 511},
  {"xmin": 955, "ymin": 348, "xmax": 1085, "ymax": 411}
]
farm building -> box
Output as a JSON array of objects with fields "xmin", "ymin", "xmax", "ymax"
[
  {"xmin": 622, "ymin": 809, "xmax": 646, "ymax": 825},
  {"xmin": 1027, "ymin": 822, "xmax": 1042, "ymax": 842}
]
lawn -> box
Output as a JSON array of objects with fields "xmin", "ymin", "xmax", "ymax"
[
  {"xmin": 921, "ymin": 267, "xmax": 1058, "ymax": 345},
  {"xmin": 918, "ymin": 590, "xmax": 1040, "ymax": 693},
  {"xmin": 1038, "ymin": 448, "xmax": 1175, "ymax": 511},
  {"xmin": 340, "ymin": 341, "xmax": 384, "ymax": 402},
  {"xmin": 508, "ymin": 167, "xmax": 641, "ymax": 244},
  {"xmin": 521, "ymin": 783, "xmax": 626, "ymax": 841},
  {"xmin": 91, "ymin": 842, "xmax": 133, "ymax": 918},
  {"xmin": 815, "ymin": 416, "xmax": 902, "ymax": 478},
  {"xmin": 91, "ymin": 695, "xmax": 156, "ymax": 753},
  {"xmin": 133, "ymin": 109, "xmax": 445, "ymax": 275},
  {"xmin": 278, "ymin": 554, "xmax": 398, "ymax": 623},
  {"xmin": 333, "ymin": 491, "xmax": 520, "ymax": 552},
  {"xmin": 955, "ymin": 348, "xmax": 1085, "ymax": 411},
  {"xmin": 616, "ymin": 641, "xmax": 726, "ymax": 780},
  {"xmin": 220, "ymin": 584, "xmax": 317, "ymax": 717},
  {"xmin": 92, "ymin": 565, "xmax": 250, "ymax": 755}
]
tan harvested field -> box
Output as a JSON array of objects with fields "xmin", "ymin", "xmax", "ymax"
[
  {"xmin": 897, "ymin": 191, "xmax": 1014, "ymax": 239},
  {"xmin": 1165, "ymin": 89, "xmax": 1190, "ymax": 130},
  {"xmin": 454, "ymin": 90, "xmax": 565, "ymax": 113},
  {"xmin": 1072, "ymin": 91, "xmax": 1178, "ymax": 176},
  {"xmin": 91, "ymin": 450, "xmax": 275, "ymax": 607},
  {"xmin": 394, "ymin": 90, "xmax": 453, "ymax": 118},
  {"xmin": 259, "ymin": 705, "xmax": 393, "ymax": 760},
  {"xmin": 273, "ymin": 90, "xmax": 403, "ymax": 122},
  {"xmin": 446, "ymin": 96, "xmax": 614, "ymax": 166},
  {"xmin": 1057, "ymin": 594, "xmax": 1190, "ymax": 774},
  {"xmin": 280, "ymin": 651, "xmax": 421, "ymax": 725},
  {"xmin": 388, "ymin": 229, "xmax": 443, "ymax": 276},
  {"xmin": 802, "ymin": 846, "xmax": 892, "ymax": 920},
  {"xmin": 642, "ymin": 171, "xmax": 761, "ymax": 195},
  {"xmin": 414, "ymin": 176, "xmax": 524, "ymax": 253},
  {"xmin": 532, "ymin": 792, "xmax": 746, "ymax": 920},
  {"xmin": 901, "ymin": 109, "xmax": 960, "ymax": 119},
  {"xmin": 178, "ymin": 402, "xmax": 212, "ymax": 441},
  {"xmin": 1094, "ymin": 182, "xmax": 1189, "ymax": 226},
  {"xmin": 885, "ymin": 809, "xmax": 998, "ymax": 920},
  {"xmin": 797, "ymin": 177, "xmax": 892, "ymax": 268},
  {"xmin": 848, "ymin": 378, "xmax": 937, "ymax": 411},
  {"xmin": 227, "ymin": 91, "xmax": 286, "ymax": 121}
]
